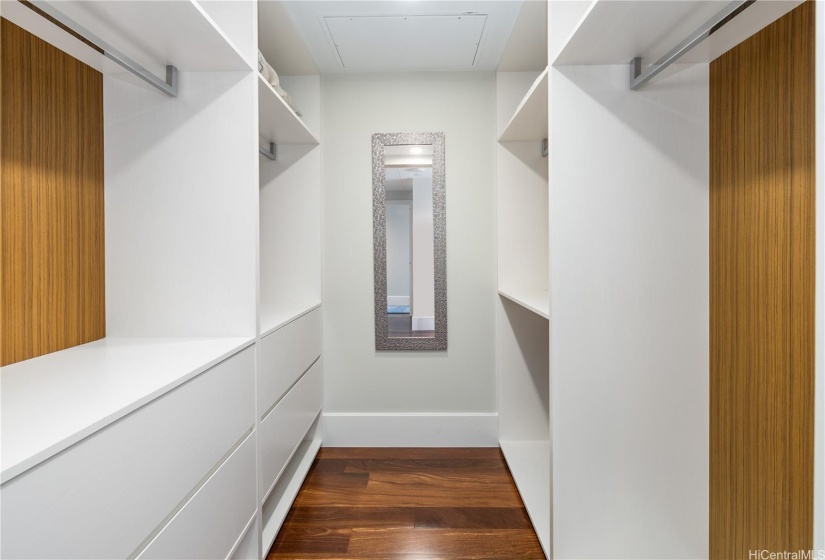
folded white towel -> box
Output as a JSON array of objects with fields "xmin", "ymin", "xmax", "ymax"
[
  {"xmin": 257, "ymin": 49, "xmax": 280, "ymax": 90},
  {"xmin": 275, "ymin": 85, "xmax": 302, "ymax": 117},
  {"xmin": 257, "ymin": 50, "xmax": 302, "ymax": 117}
]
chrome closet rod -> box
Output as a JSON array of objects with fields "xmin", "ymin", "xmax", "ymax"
[
  {"xmin": 630, "ymin": 0, "xmax": 755, "ymax": 90},
  {"xmin": 20, "ymin": 0, "xmax": 178, "ymax": 97}
]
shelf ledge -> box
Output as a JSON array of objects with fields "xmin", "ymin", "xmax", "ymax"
[
  {"xmin": 552, "ymin": 0, "xmax": 804, "ymax": 68},
  {"xmin": 260, "ymin": 302, "xmax": 322, "ymax": 339},
  {"xmin": 0, "ymin": 0, "xmax": 252, "ymax": 81},
  {"xmin": 498, "ymin": 67, "xmax": 548, "ymax": 143},
  {"xmin": 258, "ymin": 73, "xmax": 319, "ymax": 146},
  {"xmin": 498, "ymin": 289, "xmax": 549, "ymax": 320}
]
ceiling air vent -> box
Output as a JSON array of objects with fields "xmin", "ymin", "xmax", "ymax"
[{"xmin": 324, "ymin": 15, "xmax": 487, "ymax": 70}]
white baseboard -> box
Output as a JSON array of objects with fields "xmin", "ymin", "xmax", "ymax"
[
  {"xmin": 411, "ymin": 315, "xmax": 435, "ymax": 330},
  {"xmin": 387, "ymin": 296, "xmax": 410, "ymax": 306},
  {"xmin": 322, "ymin": 413, "xmax": 499, "ymax": 447}
]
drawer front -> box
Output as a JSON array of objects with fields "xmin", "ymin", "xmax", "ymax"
[
  {"xmin": 1, "ymin": 347, "xmax": 255, "ymax": 560},
  {"xmin": 230, "ymin": 517, "xmax": 259, "ymax": 560},
  {"xmin": 258, "ymin": 307, "xmax": 321, "ymax": 414},
  {"xmin": 139, "ymin": 431, "xmax": 256, "ymax": 560},
  {"xmin": 260, "ymin": 358, "xmax": 323, "ymax": 500}
]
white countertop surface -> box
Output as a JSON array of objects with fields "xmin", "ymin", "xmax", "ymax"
[{"xmin": 1, "ymin": 336, "xmax": 254, "ymax": 483}]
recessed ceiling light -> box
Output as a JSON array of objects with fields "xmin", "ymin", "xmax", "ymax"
[{"xmin": 410, "ymin": 146, "xmax": 423, "ymax": 155}]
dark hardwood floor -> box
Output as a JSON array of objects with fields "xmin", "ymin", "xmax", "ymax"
[
  {"xmin": 267, "ymin": 448, "xmax": 545, "ymax": 559},
  {"xmin": 387, "ymin": 314, "xmax": 435, "ymax": 338}
]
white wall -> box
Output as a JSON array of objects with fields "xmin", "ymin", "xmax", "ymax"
[
  {"xmin": 549, "ymin": 64, "xmax": 709, "ymax": 559},
  {"xmin": 385, "ymin": 201, "xmax": 411, "ymax": 306},
  {"xmin": 321, "ymin": 72, "xmax": 497, "ymax": 436},
  {"xmin": 412, "ymin": 176, "xmax": 434, "ymax": 327},
  {"xmin": 105, "ymin": 71, "xmax": 258, "ymax": 338}
]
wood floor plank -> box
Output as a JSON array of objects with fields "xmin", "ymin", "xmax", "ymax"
[
  {"xmin": 303, "ymin": 472, "xmax": 371, "ymax": 490},
  {"xmin": 346, "ymin": 528, "xmax": 544, "ymax": 558},
  {"xmin": 294, "ymin": 473, "xmax": 522, "ymax": 508},
  {"xmin": 270, "ymin": 448, "xmax": 545, "ymax": 559},
  {"xmin": 413, "ymin": 507, "xmax": 533, "ymax": 530},
  {"xmin": 283, "ymin": 507, "xmax": 416, "ymax": 530},
  {"xmin": 267, "ymin": 527, "xmax": 351, "ymax": 555},
  {"xmin": 339, "ymin": 458, "xmax": 511, "ymax": 475}
]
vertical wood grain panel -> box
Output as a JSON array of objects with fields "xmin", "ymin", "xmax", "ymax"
[
  {"xmin": 710, "ymin": 2, "xmax": 815, "ymax": 557},
  {"xmin": 1, "ymin": 18, "xmax": 104, "ymax": 366}
]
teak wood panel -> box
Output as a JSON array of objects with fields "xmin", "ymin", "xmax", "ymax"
[
  {"xmin": 1, "ymin": 18, "xmax": 105, "ymax": 366},
  {"xmin": 710, "ymin": 2, "xmax": 815, "ymax": 557}
]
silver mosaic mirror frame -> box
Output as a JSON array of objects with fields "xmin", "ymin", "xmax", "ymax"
[{"xmin": 373, "ymin": 132, "xmax": 447, "ymax": 351}]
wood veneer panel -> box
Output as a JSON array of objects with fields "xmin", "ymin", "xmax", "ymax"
[
  {"xmin": 1, "ymin": 18, "xmax": 104, "ymax": 366},
  {"xmin": 709, "ymin": 2, "xmax": 815, "ymax": 557}
]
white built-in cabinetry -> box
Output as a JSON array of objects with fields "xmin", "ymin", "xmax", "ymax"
[
  {"xmin": 495, "ymin": 5, "xmax": 550, "ymax": 554},
  {"xmin": 255, "ymin": 7, "xmax": 323, "ymax": 552},
  {"xmin": 0, "ymin": 2, "xmax": 322, "ymax": 558},
  {"xmin": 495, "ymin": 1, "xmax": 807, "ymax": 558}
]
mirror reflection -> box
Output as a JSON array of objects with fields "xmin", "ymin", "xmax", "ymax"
[{"xmin": 384, "ymin": 144, "xmax": 435, "ymax": 339}]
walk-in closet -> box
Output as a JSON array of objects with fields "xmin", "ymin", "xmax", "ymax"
[{"xmin": 1, "ymin": 0, "xmax": 822, "ymax": 558}]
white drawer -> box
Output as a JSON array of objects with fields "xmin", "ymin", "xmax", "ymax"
[
  {"xmin": 260, "ymin": 358, "xmax": 323, "ymax": 500},
  {"xmin": 139, "ymin": 431, "xmax": 256, "ymax": 560},
  {"xmin": 230, "ymin": 517, "xmax": 259, "ymax": 560},
  {"xmin": 258, "ymin": 308, "xmax": 321, "ymax": 415},
  {"xmin": 0, "ymin": 347, "xmax": 255, "ymax": 560}
]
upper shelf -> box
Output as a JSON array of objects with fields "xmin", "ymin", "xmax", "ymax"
[
  {"xmin": 258, "ymin": 74, "xmax": 320, "ymax": 146},
  {"xmin": 553, "ymin": 0, "xmax": 805, "ymax": 67},
  {"xmin": 499, "ymin": 288, "xmax": 549, "ymax": 320},
  {"xmin": 0, "ymin": 336, "xmax": 254, "ymax": 484},
  {"xmin": 0, "ymin": 0, "xmax": 251, "ymax": 79},
  {"xmin": 498, "ymin": 67, "xmax": 548, "ymax": 143}
]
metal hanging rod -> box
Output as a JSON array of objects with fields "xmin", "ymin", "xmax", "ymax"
[
  {"xmin": 541, "ymin": 139, "xmax": 548, "ymax": 158},
  {"xmin": 20, "ymin": 0, "xmax": 178, "ymax": 97},
  {"xmin": 259, "ymin": 142, "xmax": 277, "ymax": 161},
  {"xmin": 630, "ymin": 0, "xmax": 755, "ymax": 90}
]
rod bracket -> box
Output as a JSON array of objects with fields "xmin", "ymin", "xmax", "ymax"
[
  {"xmin": 166, "ymin": 65, "xmax": 179, "ymax": 94},
  {"xmin": 259, "ymin": 142, "xmax": 277, "ymax": 161},
  {"xmin": 541, "ymin": 139, "xmax": 548, "ymax": 158},
  {"xmin": 630, "ymin": 57, "xmax": 643, "ymax": 87}
]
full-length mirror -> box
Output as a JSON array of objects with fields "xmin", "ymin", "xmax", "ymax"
[{"xmin": 373, "ymin": 132, "xmax": 446, "ymax": 350}]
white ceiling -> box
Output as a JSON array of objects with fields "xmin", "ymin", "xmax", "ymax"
[
  {"xmin": 386, "ymin": 167, "xmax": 432, "ymax": 192},
  {"xmin": 385, "ymin": 144, "xmax": 434, "ymax": 167},
  {"xmin": 279, "ymin": 1, "xmax": 525, "ymax": 73},
  {"xmin": 325, "ymin": 14, "xmax": 487, "ymax": 70}
]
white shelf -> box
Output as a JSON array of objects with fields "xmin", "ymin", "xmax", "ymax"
[
  {"xmin": 0, "ymin": 336, "xmax": 255, "ymax": 483},
  {"xmin": 1, "ymin": 0, "xmax": 251, "ymax": 78},
  {"xmin": 261, "ymin": 427, "xmax": 322, "ymax": 551},
  {"xmin": 258, "ymin": 74, "xmax": 319, "ymax": 146},
  {"xmin": 498, "ymin": 67, "xmax": 548, "ymax": 142},
  {"xmin": 499, "ymin": 288, "xmax": 549, "ymax": 320},
  {"xmin": 500, "ymin": 439, "xmax": 551, "ymax": 558},
  {"xmin": 553, "ymin": 0, "xmax": 804, "ymax": 67},
  {"xmin": 260, "ymin": 302, "xmax": 322, "ymax": 339}
]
